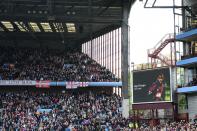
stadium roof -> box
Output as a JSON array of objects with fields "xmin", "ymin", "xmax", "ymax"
[{"xmin": 0, "ymin": 0, "xmax": 135, "ymax": 44}]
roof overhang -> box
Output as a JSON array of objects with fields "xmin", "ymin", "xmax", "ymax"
[
  {"xmin": 177, "ymin": 86, "xmax": 197, "ymax": 93},
  {"xmin": 176, "ymin": 56, "xmax": 197, "ymax": 67},
  {"xmin": 0, "ymin": 0, "xmax": 136, "ymax": 44},
  {"xmin": 176, "ymin": 28, "xmax": 197, "ymax": 41}
]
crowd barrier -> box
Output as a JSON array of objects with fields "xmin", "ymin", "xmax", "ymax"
[{"xmin": 0, "ymin": 80, "xmax": 122, "ymax": 88}]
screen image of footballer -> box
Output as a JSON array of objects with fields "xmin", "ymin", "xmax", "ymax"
[{"xmin": 133, "ymin": 68, "xmax": 171, "ymax": 103}]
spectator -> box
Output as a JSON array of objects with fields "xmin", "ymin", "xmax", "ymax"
[
  {"xmin": 0, "ymin": 46, "xmax": 119, "ymax": 82},
  {"xmin": 0, "ymin": 90, "xmax": 126, "ymax": 130},
  {"xmin": 1, "ymin": 89, "xmax": 197, "ymax": 130}
]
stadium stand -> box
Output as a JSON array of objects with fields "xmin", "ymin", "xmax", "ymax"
[
  {"xmin": 1, "ymin": 89, "xmax": 197, "ymax": 130},
  {"xmin": 0, "ymin": 46, "xmax": 119, "ymax": 82},
  {"xmin": 0, "ymin": 89, "xmax": 126, "ymax": 130}
]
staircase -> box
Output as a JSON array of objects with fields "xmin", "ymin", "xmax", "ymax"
[
  {"xmin": 156, "ymin": 53, "xmax": 174, "ymax": 66},
  {"xmin": 148, "ymin": 33, "xmax": 175, "ymax": 66}
]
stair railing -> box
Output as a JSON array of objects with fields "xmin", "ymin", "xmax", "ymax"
[{"xmin": 148, "ymin": 33, "xmax": 174, "ymax": 56}]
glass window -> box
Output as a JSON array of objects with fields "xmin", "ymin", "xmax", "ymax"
[
  {"xmin": 29, "ymin": 22, "xmax": 41, "ymax": 32},
  {"xmin": 40, "ymin": 22, "xmax": 52, "ymax": 32},
  {"xmin": 66, "ymin": 23, "xmax": 76, "ymax": 33},
  {"xmin": 14, "ymin": 22, "xmax": 27, "ymax": 32},
  {"xmin": 1, "ymin": 21, "xmax": 14, "ymax": 31}
]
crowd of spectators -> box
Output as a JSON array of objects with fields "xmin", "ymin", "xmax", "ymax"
[
  {"xmin": 0, "ymin": 46, "xmax": 118, "ymax": 82},
  {"xmin": 0, "ymin": 90, "xmax": 197, "ymax": 130},
  {"xmin": 0, "ymin": 90, "xmax": 127, "ymax": 130},
  {"xmin": 138, "ymin": 121, "xmax": 197, "ymax": 131}
]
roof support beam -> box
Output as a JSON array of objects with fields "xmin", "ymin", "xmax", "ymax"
[
  {"xmin": 0, "ymin": 22, "xmax": 9, "ymax": 32},
  {"xmin": 24, "ymin": 22, "xmax": 34, "ymax": 32},
  {"xmin": 79, "ymin": 24, "xmax": 120, "ymax": 44},
  {"xmin": 88, "ymin": 0, "xmax": 93, "ymax": 58},
  {"xmin": 62, "ymin": 23, "xmax": 67, "ymax": 32},
  {"xmin": 18, "ymin": 22, "xmax": 29, "ymax": 32},
  {"xmin": 49, "ymin": 22, "xmax": 56, "ymax": 32},
  {"xmin": 97, "ymin": 0, "xmax": 115, "ymax": 16},
  {"xmin": 0, "ymin": 0, "xmax": 129, "ymax": 43},
  {"xmin": 11, "ymin": 22, "xmax": 20, "ymax": 32},
  {"xmin": 0, "ymin": 15, "xmax": 121, "ymax": 24},
  {"xmin": 37, "ymin": 23, "xmax": 45, "ymax": 32},
  {"xmin": 143, "ymin": 0, "xmax": 195, "ymax": 17},
  {"xmin": 121, "ymin": 0, "xmax": 129, "ymax": 99}
]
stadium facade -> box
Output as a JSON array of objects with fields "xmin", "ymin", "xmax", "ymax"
[
  {"xmin": 176, "ymin": 0, "xmax": 197, "ymax": 122},
  {"xmin": 136, "ymin": 0, "xmax": 197, "ymax": 123},
  {"xmin": 127, "ymin": 0, "xmax": 197, "ymax": 125}
]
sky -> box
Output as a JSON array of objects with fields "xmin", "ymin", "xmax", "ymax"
[{"xmin": 129, "ymin": 0, "xmax": 175, "ymax": 64}]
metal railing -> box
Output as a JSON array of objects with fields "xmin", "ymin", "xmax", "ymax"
[
  {"xmin": 186, "ymin": 19, "xmax": 197, "ymax": 31},
  {"xmin": 157, "ymin": 53, "xmax": 175, "ymax": 66},
  {"xmin": 132, "ymin": 62, "xmax": 169, "ymax": 71},
  {"xmin": 177, "ymin": 74, "xmax": 197, "ymax": 87},
  {"xmin": 148, "ymin": 33, "xmax": 174, "ymax": 56},
  {"xmin": 181, "ymin": 53, "xmax": 197, "ymax": 60}
]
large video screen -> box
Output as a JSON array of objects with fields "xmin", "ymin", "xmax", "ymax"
[{"xmin": 133, "ymin": 68, "xmax": 171, "ymax": 103}]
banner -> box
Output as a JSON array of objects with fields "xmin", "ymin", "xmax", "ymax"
[
  {"xmin": 79, "ymin": 82, "xmax": 89, "ymax": 87},
  {"xmin": 66, "ymin": 82, "xmax": 89, "ymax": 89},
  {"xmin": 66, "ymin": 81, "xmax": 78, "ymax": 89},
  {"xmin": 37, "ymin": 109, "xmax": 52, "ymax": 113},
  {"xmin": 88, "ymin": 82, "xmax": 122, "ymax": 87},
  {"xmin": 133, "ymin": 68, "xmax": 171, "ymax": 103},
  {"xmin": 0, "ymin": 80, "xmax": 35, "ymax": 86},
  {"xmin": 36, "ymin": 81, "xmax": 50, "ymax": 88},
  {"xmin": 0, "ymin": 80, "xmax": 121, "ymax": 87}
]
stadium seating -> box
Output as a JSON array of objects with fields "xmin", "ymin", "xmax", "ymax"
[
  {"xmin": 0, "ymin": 90, "xmax": 127, "ymax": 130},
  {"xmin": 0, "ymin": 46, "xmax": 119, "ymax": 82},
  {"xmin": 1, "ymin": 90, "xmax": 197, "ymax": 130}
]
